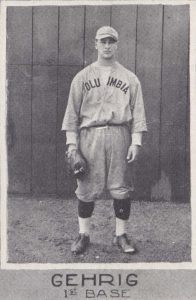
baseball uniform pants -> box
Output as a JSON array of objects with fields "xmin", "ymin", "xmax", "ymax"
[{"xmin": 76, "ymin": 125, "xmax": 134, "ymax": 202}]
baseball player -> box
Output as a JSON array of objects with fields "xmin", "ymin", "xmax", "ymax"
[{"xmin": 62, "ymin": 26, "xmax": 147, "ymax": 255}]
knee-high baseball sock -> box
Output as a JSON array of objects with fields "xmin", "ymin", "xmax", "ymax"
[
  {"xmin": 115, "ymin": 217, "xmax": 127, "ymax": 236},
  {"xmin": 113, "ymin": 198, "xmax": 131, "ymax": 236},
  {"xmin": 78, "ymin": 217, "xmax": 91, "ymax": 235},
  {"xmin": 77, "ymin": 200, "xmax": 94, "ymax": 236}
]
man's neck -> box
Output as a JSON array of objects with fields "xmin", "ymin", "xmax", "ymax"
[{"xmin": 97, "ymin": 57, "xmax": 115, "ymax": 67}]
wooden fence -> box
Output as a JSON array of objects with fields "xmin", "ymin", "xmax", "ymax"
[{"xmin": 6, "ymin": 5, "xmax": 190, "ymax": 201}]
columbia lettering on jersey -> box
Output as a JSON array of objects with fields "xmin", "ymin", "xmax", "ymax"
[
  {"xmin": 84, "ymin": 77, "xmax": 129, "ymax": 94},
  {"xmin": 61, "ymin": 61, "xmax": 147, "ymax": 134},
  {"xmin": 84, "ymin": 79, "xmax": 100, "ymax": 90}
]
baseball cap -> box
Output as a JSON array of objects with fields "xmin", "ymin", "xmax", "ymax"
[{"xmin": 95, "ymin": 26, "xmax": 118, "ymax": 41}]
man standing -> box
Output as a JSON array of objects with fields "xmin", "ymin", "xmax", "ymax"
[{"xmin": 62, "ymin": 26, "xmax": 147, "ymax": 255}]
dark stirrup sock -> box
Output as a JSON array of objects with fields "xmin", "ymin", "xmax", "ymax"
[
  {"xmin": 78, "ymin": 199, "xmax": 95, "ymax": 218},
  {"xmin": 113, "ymin": 198, "xmax": 131, "ymax": 220}
]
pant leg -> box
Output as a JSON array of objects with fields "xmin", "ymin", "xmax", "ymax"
[
  {"xmin": 106, "ymin": 126, "xmax": 134, "ymax": 199},
  {"xmin": 75, "ymin": 127, "xmax": 106, "ymax": 202}
]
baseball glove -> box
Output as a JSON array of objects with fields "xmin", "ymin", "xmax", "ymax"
[{"xmin": 66, "ymin": 148, "xmax": 87, "ymax": 180}]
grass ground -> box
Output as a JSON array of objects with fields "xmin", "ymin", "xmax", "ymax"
[{"xmin": 7, "ymin": 196, "xmax": 191, "ymax": 263}]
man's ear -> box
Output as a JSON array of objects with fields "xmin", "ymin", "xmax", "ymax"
[{"xmin": 95, "ymin": 39, "xmax": 98, "ymax": 50}]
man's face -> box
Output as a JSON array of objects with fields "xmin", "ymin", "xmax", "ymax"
[{"xmin": 95, "ymin": 37, "xmax": 118, "ymax": 59}]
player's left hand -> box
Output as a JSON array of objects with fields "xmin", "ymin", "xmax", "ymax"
[{"xmin": 126, "ymin": 145, "xmax": 141, "ymax": 163}]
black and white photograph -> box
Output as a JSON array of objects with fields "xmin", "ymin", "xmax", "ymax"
[
  {"xmin": 0, "ymin": 0, "xmax": 196, "ymax": 298},
  {"xmin": 4, "ymin": 1, "xmax": 191, "ymax": 264}
]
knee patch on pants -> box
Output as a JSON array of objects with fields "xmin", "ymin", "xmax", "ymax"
[
  {"xmin": 78, "ymin": 199, "xmax": 94, "ymax": 218},
  {"xmin": 113, "ymin": 198, "xmax": 131, "ymax": 220}
]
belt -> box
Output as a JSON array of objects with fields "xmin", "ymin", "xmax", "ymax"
[{"xmin": 81, "ymin": 123, "xmax": 127, "ymax": 130}]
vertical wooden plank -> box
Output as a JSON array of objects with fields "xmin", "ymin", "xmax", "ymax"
[
  {"xmin": 7, "ymin": 7, "xmax": 32, "ymax": 64},
  {"xmin": 185, "ymin": 73, "xmax": 190, "ymax": 202},
  {"xmin": 161, "ymin": 5, "xmax": 189, "ymax": 202},
  {"xmin": 58, "ymin": 6, "xmax": 85, "ymax": 196},
  {"xmin": 85, "ymin": 6, "xmax": 111, "ymax": 65},
  {"xmin": 33, "ymin": 7, "xmax": 58, "ymax": 65},
  {"xmin": 57, "ymin": 66, "xmax": 82, "ymax": 196},
  {"xmin": 136, "ymin": 5, "xmax": 163, "ymax": 201},
  {"xmin": 32, "ymin": 66, "xmax": 57, "ymax": 194},
  {"xmin": 59, "ymin": 7, "xmax": 85, "ymax": 66},
  {"xmin": 7, "ymin": 66, "xmax": 32, "ymax": 193},
  {"xmin": 111, "ymin": 5, "xmax": 137, "ymax": 72}
]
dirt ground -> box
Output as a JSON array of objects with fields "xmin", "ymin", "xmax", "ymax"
[{"xmin": 7, "ymin": 196, "xmax": 191, "ymax": 263}]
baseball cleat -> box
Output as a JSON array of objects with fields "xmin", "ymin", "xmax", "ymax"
[
  {"xmin": 71, "ymin": 233, "xmax": 90, "ymax": 255},
  {"xmin": 113, "ymin": 233, "xmax": 136, "ymax": 253}
]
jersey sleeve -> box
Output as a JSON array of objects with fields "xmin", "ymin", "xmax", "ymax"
[
  {"xmin": 130, "ymin": 79, "xmax": 148, "ymax": 133},
  {"xmin": 131, "ymin": 132, "xmax": 142, "ymax": 146},
  {"xmin": 66, "ymin": 131, "xmax": 78, "ymax": 146},
  {"xmin": 61, "ymin": 74, "xmax": 83, "ymax": 133}
]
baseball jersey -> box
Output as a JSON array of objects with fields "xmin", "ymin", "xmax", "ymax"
[{"xmin": 62, "ymin": 61, "xmax": 147, "ymax": 139}]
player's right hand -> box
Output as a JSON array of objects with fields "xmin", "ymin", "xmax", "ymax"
[{"xmin": 66, "ymin": 148, "xmax": 87, "ymax": 179}]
